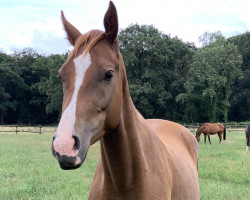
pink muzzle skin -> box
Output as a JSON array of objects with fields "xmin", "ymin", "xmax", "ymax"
[{"xmin": 52, "ymin": 133, "xmax": 87, "ymax": 170}]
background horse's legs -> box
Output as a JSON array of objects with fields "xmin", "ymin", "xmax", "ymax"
[
  {"xmin": 218, "ymin": 132, "xmax": 222, "ymax": 143},
  {"xmin": 204, "ymin": 134, "xmax": 206, "ymax": 144},
  {"xmin": 208, "ymin": 134, "xmax": 211, "ymax": 144},
  {"xmin": 246, "ymin": 136, "xmax": 249, "ymax": 151}
]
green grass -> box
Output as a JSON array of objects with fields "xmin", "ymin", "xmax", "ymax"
[
  {"xmin": 0, "ymin": 130, "xmax": 249, "ymax": 199},
  {"xmin": 197, "ymin": 132, "xmax": 250, "ymax": 200},
  {"xmin": 0, "ymin": 132, "xmax": 100, "ymax": 200}
]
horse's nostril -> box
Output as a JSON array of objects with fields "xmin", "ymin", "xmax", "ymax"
[
  {"xmin": 73, "ymin": 135, "xmax": 80, "ymax": 150},
  {"xmin": 51, "ymin": 135, "xmax": 57, "ymax": 158},
  {"xmin": 52, "ymin": 135, "xmax": 56, "ymax": 142}
]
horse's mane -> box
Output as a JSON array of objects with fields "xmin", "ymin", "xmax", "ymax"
[
  {"xmin": 196, "ymin": 123, "xmax": 205, "ymax": 132},
  {"xmin": 68, "ymin": 29, "xmax": 105, "ymax": 60}
]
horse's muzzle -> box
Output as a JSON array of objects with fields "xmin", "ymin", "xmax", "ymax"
[{"xmin": 51, "ymin": 135, "xmax": 86, "ymax": 170}]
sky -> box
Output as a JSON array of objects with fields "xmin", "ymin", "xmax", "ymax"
[{"xmin": 0, "ymin": 0, "xmax": 249, "ymax": 55}]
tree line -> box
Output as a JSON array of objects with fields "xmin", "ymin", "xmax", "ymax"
[{"xmin": 0, "ymin": 24, "xmax": 249, "ymax": 124}]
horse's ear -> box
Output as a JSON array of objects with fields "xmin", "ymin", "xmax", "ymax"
[
  {"xmin": 61, "ymin": 11, "xmax": 81, "ymax": 46},
  {"xmin": 103, "ymin": 1, "xmax": 118, "ymax": 44}
]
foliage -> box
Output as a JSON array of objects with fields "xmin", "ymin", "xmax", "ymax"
[
  {"xmin": 177, "ymin": 32, "xmax": 243, "ymax": 122},
  {"xmin": 198, "ymin": 31, "xmax": 226, "ymax": 47},
  {"xmin": 227, "ymin": 32, "xmax": 250, "ymax": 121},
  {"xmin": 0, "ymin": 28, "xmax": 249, "ymax": 124},
  {"xmin": 36, "ymin": 54, "xmax": 66, "ymax": 118},
  {"xmin": 0, "ymin": 49, "xmax": 65, "ymax": 124},
  {"xmin": 119, "ymin": 24, "xmax": 194, "ymax": 120},
  {"xmin": 0, "ymin": 53, "xmax": 24, "ymax": 123}
]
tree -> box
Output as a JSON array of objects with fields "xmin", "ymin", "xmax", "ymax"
[
  {"xmin": 9, "ymin": 48, "xmax": 41, "ymax": 123},
  {"xmin": 177, "ymin": 47, "xmax": 225, "ymax": 122},
  {"xmin": 178, "ymin": 32, "xmax": 243, "ymax": 122},
  {"xmin": 37, "ymin": 54, "xmax": 66, "ymax": 121},
  {"xmin": 227, "ymin": 32, "xmax": 250, "ymax": 121},
  {"xmin": 0, "ymin": 29, "xmax": 247, "ymax": 124},
  {"xmin": 119, "ymin": 24, "xmax": 171, "ymax": 118},
  {"xmin": 199, "ymin": 31, "xmax": 226, "ymax": 47},
  {"xmin": 29, "ymin": 56, "xmax": 51, "ymax": 123},
  {"xmin": 0, "ymin": 55, "xmax": 24, "ymax": 123},
  {"xmin": 119, "ymin": 24, "xmax": 193, "ymax": 120},
  {"xmin": 0, "ymin": 87, "xmax": 11, "ymax": 123},
  {"xmin": 220, "ymin": 43, "xmax": 243, "ymax": 122}
]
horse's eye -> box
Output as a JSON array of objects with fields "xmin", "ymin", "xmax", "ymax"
[
  {"xmin": 104, "ymin": 70, "xmax": 114, "ymax": 81},
  {"xmin": 57, "ymin": 73, "xmax": 65, "ymax": 82}
]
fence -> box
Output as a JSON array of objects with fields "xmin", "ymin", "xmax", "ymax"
[
  {"xmin": 0, "ymin": 125, "xmax": 57, "ymax": 134},
  {"xmin": 0, "ymin": 124, "xmax": 247, "ymax": 135}
]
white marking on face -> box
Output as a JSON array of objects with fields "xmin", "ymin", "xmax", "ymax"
[
  {"xmin": 71, "ymin": 52, "xmax": 91, "ymax": 130},
  {"xmin": 54, "ymin": 52, "xmax": 91, "ymax": 154}
]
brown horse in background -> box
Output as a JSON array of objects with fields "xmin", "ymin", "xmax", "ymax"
[
  {"xmin": 195, "ymin": 123, "xmax": 226, "ymax": 144},
  {"xmin": 246, "ymin": 124, "xmax": 250, "ymax": 151},
  {"xmin": 51, "ymin": 1, "xmax": 199, "ymax": 199}
]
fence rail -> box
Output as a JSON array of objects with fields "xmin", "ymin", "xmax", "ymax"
[
  {"xmin": 0, "ymin": 125, "xmax": 57, "ymax": 134},
  {"xmin": 0, "ymin": 124, "xmax": 248, "ymax": 134}
]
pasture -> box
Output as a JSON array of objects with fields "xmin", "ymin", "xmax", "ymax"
[{"xmin": 0, "ymin": 127, "xmax": 249, "ymax": 200}]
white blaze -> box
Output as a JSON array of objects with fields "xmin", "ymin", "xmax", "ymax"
[{"xmin": 54, "ymin": 52, "xmax": 91, "ymax": 155}]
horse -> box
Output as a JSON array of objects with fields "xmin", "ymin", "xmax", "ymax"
[
  {"xmin": 246, "ymin": 124, "xmax": 250, "ymax": 151},
  {"xmin": 51, "ymin": 1, "xmax": 199, "ymax": 199},
  {"xmin": 195, "ymin": 122, "xmax": 226, "ymax": 144}
]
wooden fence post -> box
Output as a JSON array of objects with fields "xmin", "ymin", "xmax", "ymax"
[
  {"xmin": 15, "ymin": 125, "xmax": 19, "ymax": 134},
  {"xmin": 39, "ymin": 125, "xmax": 42, "ymax": 134}
]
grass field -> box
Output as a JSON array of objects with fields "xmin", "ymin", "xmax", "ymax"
[
  {"xmin": 197, "ymin": 132, "xmax": 250, "ymax": 200},
  {"xmin": 0, "ymin": 130, "xmax": 100, "ymax": 200},
  {"xmin": 0, "ymin": 128, "xmax": 249, "ymax": 199}
]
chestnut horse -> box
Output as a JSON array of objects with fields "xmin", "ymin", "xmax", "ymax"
[
  {"xmin": 51, "ymin": 1, "xmax": 199, "ymax": 199},
  {"xmin": 195, "ymin": 123, "xmax": 226, "ymax": 144},
  {"xmin": 246, "ymin": 124, "xmax": 250, "ymax": 151}
]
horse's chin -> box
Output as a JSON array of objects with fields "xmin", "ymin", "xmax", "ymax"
[
  {"xmin": 54, "ymin": 146, "xmax": 89, "ymax": 170},
  {"xmin": 60, "ymin": 162, "xmax": 82, "ymax": 170}
]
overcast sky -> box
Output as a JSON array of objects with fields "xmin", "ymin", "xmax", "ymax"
[{"xmin": 0, "ymin": 0, "xmax": 249, "ymax": 55}]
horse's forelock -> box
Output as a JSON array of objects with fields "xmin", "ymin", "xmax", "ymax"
[{"xmin": 68, "ymin": 30, "xmax": 105, "ymax": 60}]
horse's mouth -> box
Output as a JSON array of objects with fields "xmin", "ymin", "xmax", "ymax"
[
  {"xmin": 60, "ymin": 161, "xmax": 82, "ymax": 170},
  {"xmin": 59, "ymin": 153, "xmax": 87, "ymax": 170},
  {"xmin": 52, "ymin": 144, "xmax": 89, "ymax": 170}
]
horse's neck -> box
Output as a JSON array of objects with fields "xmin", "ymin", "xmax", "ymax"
[
  {"xmin": 196, "ymin": 127, "xmax": 202, "ymax": 136},
  {"xmin": 100, "ymin": 81, "xmax": 163, "ymax": 193}
]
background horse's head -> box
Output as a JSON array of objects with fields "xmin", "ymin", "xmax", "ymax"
[
  {"xmin": 52, "ymin": 1, "xmax": 124, "ymax": 169},
  {"xmin": 195, "ymin": 135, "xmax": 200, "ymax": 143}
]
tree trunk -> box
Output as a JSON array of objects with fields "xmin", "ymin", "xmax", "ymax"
[
  {"xmin": 0, "ymin": 114, "xmax": 3, "ymax": 124},
  {"xmin": 223, "ymin": 80, "xmax": 231, "ymax": 123},
  {"xmin": 209, "ymin": 95, "xmax": 218, "ymax": 122}
]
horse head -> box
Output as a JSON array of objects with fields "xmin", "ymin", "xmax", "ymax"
[
  {"xmin": 195, "ymin": 135, "xmax": 200, "ymax": 143},
  {"xmin": 52, "ymin": 1, "xmax": 124, "ymax": 170}
]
